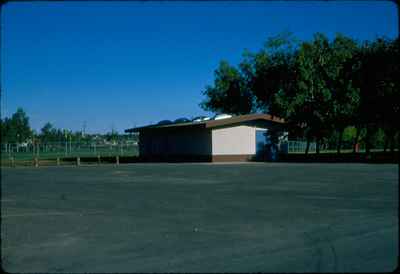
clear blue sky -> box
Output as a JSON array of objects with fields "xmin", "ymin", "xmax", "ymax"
[{"xmin": 1, "ymin": 1, "xmax": 398, "ymax": 134}]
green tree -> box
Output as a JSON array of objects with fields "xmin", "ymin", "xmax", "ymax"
[
  {"xmin": 245, "ymin": 32, "xmax": 298, "ymax": 116},
  {"xmin": 39, "ymin": 123, "xmax": 72, "ymax": 143},
  {"xmin": 40, "ymin": 122, "xmax": 54, "ymax": 143},
  {"xmin": 326, "ymin": 34, "xmax": 360, "ymax": 154},
  {"xmin": 105, "ymin": 129, "xmax": 119, "ymax": 143},
  {"xmin": 275, "ymin": 33, "xmax": 333, "ymax": 154},
  {"xmin": 12, "ymin": 108, "xmax": 32, "ymax": 143},
  {"xmin": 0, "ymin": 118, "xmax": 6, "ymax": 143},
  {"xmin": 200, "ymin": 60, "xmax": 254, "ymax": 115},
  {"xmin": 377, "ymin": 38, "xmax": 399, "ymax": 153},
  {"xmin": 199, "ymin": 33, "xmax": 399, "ymax": 156},
  {"xmin": 352, "ymin": 38, "xmax": 400, "ymax": 154},
  {"xmin": 1, "ymin": 108, "xmax": 32, "ymax": 143}
]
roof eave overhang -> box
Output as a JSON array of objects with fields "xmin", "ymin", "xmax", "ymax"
[
  {"xmin": 204, "ymin": 115, "xmax": 285, "ymax": 129},
  {"xmin": 125, "ymin": 123, "xmax": 206, "ymax": 133},
  {"xmin": 125, "ymin": 114, "xmax": 285, "ymax": 133}
]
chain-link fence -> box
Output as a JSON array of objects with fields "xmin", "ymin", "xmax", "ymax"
[
  {"xmin": 287, "ymin": 141, "xmax": 317, "ymax": 153},
  {"xmin": 1, "ymin": 141, "xmax": 139, "ymax": 163},
  {"xmin": 286, "ymin": 140, "xmax": 386, "ymax": 153}
]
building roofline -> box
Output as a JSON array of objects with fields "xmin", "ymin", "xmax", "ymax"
[
  {"xmin": 204, "ymin": 113, "xmax": 284, "ymax": 128},
  {"xmin": 124, "ymin": 113, "xmax": 285, "ymax": 133}
]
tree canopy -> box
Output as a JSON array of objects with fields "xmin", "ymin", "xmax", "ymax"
[
  {"xmin": 200, "ymin": 61, "xmax": 254, "ymax": 115},
  {"xmin": 200, "ymin": 33, "xmax": 399, "ymax": 154},
  {"xmin": 1, "ymin": 108, "xmax": 32, "ymax": 143}
]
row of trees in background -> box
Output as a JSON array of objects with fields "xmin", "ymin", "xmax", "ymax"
[
  {"xmin": 201, "ymin": 33, "xmax": 399, "ymax": 154},
  {"xmin": 0, "ymin": 108, "xmax": 32, "ymax": 144},
  {"xmin": 0, "ymin": 108, "xmax": 137, "ymax": 145}
]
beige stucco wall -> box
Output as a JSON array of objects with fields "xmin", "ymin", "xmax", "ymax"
[{"xmin": 211, "ymin": 125, "xmax": 257, "ymax": 155}]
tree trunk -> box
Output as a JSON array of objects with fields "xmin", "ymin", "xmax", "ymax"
[
  {"xmin": 337, "ymin": 128, "xmax": 344, "ymax": 154},
  {"xmin": 384, "ymin": 133, "xmax": 388, "ymax": 152},
  {"xmin": 305, "ymin": 135, "xmax": 311, "ymax": 155},
  {"xmin": 353, "ymin": 125, "xmax": 361, "ymax": 153},
  {"xmin": 365, "ymin": 125, "xmax": 372, "ymax": 155},
  {"xmin": 390, "ymin": 133, "xmax": 395, "ymax": 153},
  {"xmin": 397, "ymin": 131, "xmax": 400, "ymax": 159},
  {"xmin": 316, "ymin": 137, "xmax": 320, "ymax": 155}
]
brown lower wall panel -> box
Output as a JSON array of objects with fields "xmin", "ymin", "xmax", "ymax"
[
  {"xmin": 139, "ymin": 154, "xmax": 212, "ymax": 162},
  {"xmin": 138, "ymin": 154, "xmax": 255, "ymax": 162},
  {"xmin": 212, "ymin": 154, "xmax": 254, "ymax": 162}
]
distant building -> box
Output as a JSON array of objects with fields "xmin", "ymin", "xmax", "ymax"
[{"xmin": 125, "ymin": 113, "xmax": 287, "ymax": 162}]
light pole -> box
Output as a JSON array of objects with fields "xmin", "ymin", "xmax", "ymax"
[
  {"xmin": 69, "ymin": 134, "xmax": 72, "ymax": 154},
  {"xmin": 16, "ymin": 134, "xmax": 19, "ymax": 153},
  {"xmin": 64, "ymin": 130, "xmax": 68, "ymax": 156}
]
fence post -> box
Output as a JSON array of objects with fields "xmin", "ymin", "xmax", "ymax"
[
  {"xmin": 34, "ymin": 157, "xmax": 39, "ymax": 167},
  {"xmin": 57, "ymin": 157, "xmax": 60, "ymax": 166},
  {"xmin": 77, "ymin": 157, "xmax": 80, "ymax": 166},
  {"xmin": 97, "ymin": 155, "xmax": 101, "ymax": 165},
  {"xmin": 116, "ymin": 155, "xmax": 119, "ymax": 165}
]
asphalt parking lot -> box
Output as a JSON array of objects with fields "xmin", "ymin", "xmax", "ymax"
[{"xmin": 1, "ymin": 163, "xmax": 398, "ymax": 272}]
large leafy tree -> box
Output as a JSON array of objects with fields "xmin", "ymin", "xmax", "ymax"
[
  {"xmin": 274, "ymin": 34, "xmax": 362, "ymax": 155},
  {"xmin": 275, "ymin": 33, "xmax": 333, "ymax": 154},
  {"xmin": 0, "ymin": 118, "xmax": 3, "ymax": 142},
  {"xmin": 240, "ymin": 32, "xmax": 298, "ymax": 117},
  {"xmin": 0, "ymin": 117, "xmax": 15, "ymax": 143},
  {"xmin": 376, "ymin": 38, "xmax": 399, "ymax": 153},
  {"xmin": 13, "ymin": 108, "xmax": 32, "ymax": 143},
  {"xmin": 39, "ymin": 122, "xmax": 74, "ymax": 143},
  {"xmin": 1, "ymin": 108, "xmax": 32, "ymax": 143},
  {"xmin": 40, "ymin": 122, "xmax": 58, "ymax": 143},
  {"xmin": 352, "ymin": 38, "xmax": 399, "ymax": 154},
  {"xmin": 356, "ymin": 40, "xmax": 383, "ymax": 154},
  {"xmin": 200, "ymin": 33, "xmax": 399, "ymax": 155},
  {"xmin": 40, "ymin": 122, "xmax": 53, "ymax": 141},
  {"xmin": 200, "ymin": 61, "xmax": 254, "ymax": 115},
  {"xmin": 326, "ymin": 34, "xmax": 360, "ymax": 154}
]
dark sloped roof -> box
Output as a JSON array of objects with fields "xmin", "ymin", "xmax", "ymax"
[{"xmin": 125, "ymin": 113, "xmax": 285, "ymax": 133}]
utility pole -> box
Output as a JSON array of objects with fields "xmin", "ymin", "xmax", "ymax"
[
  {"xmin": 64, "ymin": 129, "xmax": 68, "ymax": 156},
  {"xmin": 82, "ymin": 121, "xmax": 87, "ymax": 137},
  {"xmin": 69, "ymin": 134, "xmax": 72, "ymax": 154}
]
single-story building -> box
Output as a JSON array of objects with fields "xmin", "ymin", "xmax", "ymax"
[{"xmin": 125, "ymin": 113, "xmax": 288, "ymax": 162}]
